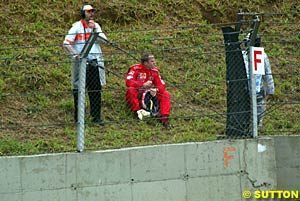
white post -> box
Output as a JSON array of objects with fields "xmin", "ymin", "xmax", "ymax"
[
  {"xmin": 76, "ymin": 29, "xmax": 98, "ymax": 152},
  {"xmin": 77, "ymin": 58, "xmax": 87, "ymax": 152},
  {"xmin": 249, "ymin": 46, "xmax": 258, "ymax": 138}
]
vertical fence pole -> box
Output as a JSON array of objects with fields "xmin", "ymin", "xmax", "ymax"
[
  {"xmin": 76, "ymin": 29, "xmax": 99, "ymax": 152},
  {"xmin": 77, "ymin": 57, "xmax": 87, "ymax": 152},
  {"xmin": 249, "ymin": 47, "xmax": 258, "ymax": 138},
  {"xmin": 248, "ymin": 17, "xmax": 260, "ymax": 138}
]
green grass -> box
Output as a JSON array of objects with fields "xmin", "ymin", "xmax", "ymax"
[{"xmin": 0, "ymin": 0, "xmax": 299, "ymax": 155}]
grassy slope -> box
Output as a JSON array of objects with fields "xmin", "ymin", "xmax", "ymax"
[{"xmin": 0, "ymin": 0, "xmax": 299, "ymax": 155}]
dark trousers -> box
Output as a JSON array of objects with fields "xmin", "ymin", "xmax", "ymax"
[{"xmin": 73, "ymin": 61, "xmax": 102, "ymax": 122}]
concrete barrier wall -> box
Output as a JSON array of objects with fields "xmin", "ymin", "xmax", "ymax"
[
  {"xmin": 274, "ymin": 136, "xmax": 300, "ymax": 190},
  {"xmin": 1, "ymin": 136, "xmax": 297, "ymax": 201}
]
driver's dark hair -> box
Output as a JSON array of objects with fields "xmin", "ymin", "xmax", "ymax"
[{"xmin": 141, "ymin": 52, "xmax": 153, "ymax": 63}]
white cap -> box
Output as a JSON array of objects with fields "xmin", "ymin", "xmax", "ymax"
[{"xmin": 82, "ymin": 5, "xmax": 95, "ymax": 11}]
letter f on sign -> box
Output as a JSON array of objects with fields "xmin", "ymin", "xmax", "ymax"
[
  {"xmin": 251, "ymin": 47, "xmax": 265, "ymax": 75},
  {"xmin": 254, "ymin": 50, "xmax": 262, "ymax": 71}
]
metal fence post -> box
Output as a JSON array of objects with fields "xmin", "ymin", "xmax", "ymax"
[
  {"xmin": 76, "ymin": 28, "xmax": 99, "ymax": 152},
  {"xmin": 77, "ymin": 57, "xmax": 86, "ymax": 152},
  {"xmin": 248, "ymin": 47, "xmax": 258, "ymax": 138},
  {"xmin": 248, "ymin": 17, "xmax": 260, "ymax": 138}
]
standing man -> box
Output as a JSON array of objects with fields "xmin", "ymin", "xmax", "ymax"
[
  {"xmin": 63, "ymin": 4, "xmax": 107, "ymax": 125},
  {"xmin": 126, "ymin": 52, "xmax": 172, "ymax": 128},
  {"xmin": 243, "ymin": 34, "xmax": 275, "ymax": 125}
]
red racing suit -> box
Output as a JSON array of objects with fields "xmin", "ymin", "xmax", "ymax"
[{"xmin": 125, "ymin": 63, "xmax": 171, "ymax": 121}]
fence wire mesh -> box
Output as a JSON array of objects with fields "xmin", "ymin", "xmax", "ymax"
[{"xmin": 0, "ymin": 11, "xmax": 300, "ymax": 155}]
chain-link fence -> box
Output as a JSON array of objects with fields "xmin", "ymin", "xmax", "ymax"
[{"xmin": 0, "ymin": 11, "xmax": 299, "ymax": 154}]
